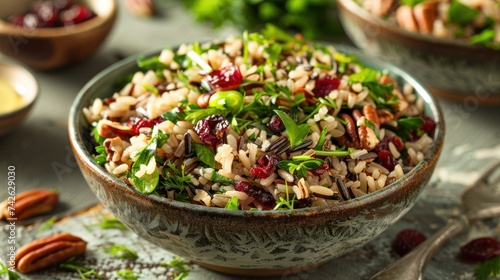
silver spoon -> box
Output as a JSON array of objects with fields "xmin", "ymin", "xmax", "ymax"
[{"xmin": 370, "ymin": 160, "xmax": 500, "ymax": 280}]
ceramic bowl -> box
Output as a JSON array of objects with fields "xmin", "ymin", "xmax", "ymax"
[
  {"xmin": 68, "ymin": 45, "xmax": 444, "ymax": 276},
  {"xmin": 0, "ymin": 57, "xmax": 38, "ymax": 136},
  {"xmin": 0, "ymin": 0, "xmax": 117, "ymax": 70},
  {"xmin": 336, "ymin": 0, "xmax": 500, "ymax": 105}
]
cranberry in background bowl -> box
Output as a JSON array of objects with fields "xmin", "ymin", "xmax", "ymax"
[{"xmin": 0, "ymin": 0, "xmax": 117, "ymax": 70}]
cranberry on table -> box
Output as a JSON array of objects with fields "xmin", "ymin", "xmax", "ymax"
[
  {"xmin": 393, "ymin": 229, "xmax": 427, "ymax": 256},
  {"xmin": 460, "ymin": 237, "xmax": 500, "ymax": 263}
]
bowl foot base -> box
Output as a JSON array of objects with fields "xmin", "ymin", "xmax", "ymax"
[{"xmin": 193, "ymin": 260, "xmax": 325, "ymax": 277}]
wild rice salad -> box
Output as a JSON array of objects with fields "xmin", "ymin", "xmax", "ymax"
[
  {"xmin": 84, "ymin": 29, "xmax": 436, "ymax": 211},
  {"xmin": 361, "ymin": 0, "xmax": 500, "ymax": 49}
]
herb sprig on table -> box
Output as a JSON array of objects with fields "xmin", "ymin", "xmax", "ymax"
[{"xmin": 474, "ymin": 256, "xmax": 500, "ymax": 280}]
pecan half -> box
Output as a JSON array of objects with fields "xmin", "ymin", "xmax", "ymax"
[
  {"xmin": 363, "ymin": 104, "xmax": 380, "ymax": 128},
  {"xmin": 15, "ymin": 233, "xmax": 87, "ymax": 274},
  {"xmin": 396, "ymin": 5, "xmax": 419, "ymax": 32},
  {"xmin": 414, "ymin": 2, "xmax": 438, "ymax": 34},
  {"xmin": 359, "ymin": 126, "xmax": 380, "ymax": 150},
  {"xmin": 338, "ymin": 113, "xmax": 360, "ymax": 148},
  {"xmin": 1, "ymin": 189, "xmax": 58, "ymax": 221}
]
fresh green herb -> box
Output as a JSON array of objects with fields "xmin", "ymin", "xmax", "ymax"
[
  {"xmin": 208, "ymin": 90, "xmax": 244, "ymax": 114},
  {"xmin": 137, "ymin": 55, "xmax": 168, "ymax": 77},
  {"xmin": 60, "ymin": 257, "xmax": 104, "ymax": 280},
  {"xmin": 313, "ymin": 126, "xmax": 328, "ymax": 150},
  {"xmin": 225, "ymin": 196, "xmax": 239, "ymax": 210},
  {"xmin": 470, "ymin": 29, "xmax": 495, "ymax": 46},
  {"xmin": 364, "ymin": 119, "xmax": 380, "ymax": 140},
  {"xmin": 95, "ymin": 217, "xmax": 127, "ymax": 230},
  {"xmin": 116, "ymin": 269, "xmax": 139, "ymax": 280},
  {"xmin": 349, "ymin": 68, "xmax": 378, "ymax": 83},
  {"xmin": 103, "ymin": 244, "xmax": 139, "ymax": 260},
  {"xmin": 348, "ymin": 68, "xmax": 398, "ymax": 107},
  {"xmin": 0, "ymin": 262, "xmax": 19, "ymax": 280},
  {"xmin": 400, "ymin": 0, "xmax": 424, "ymax": 7},
  {"xmin": 142, "ymin": 83, "xmax": 159, "ymax": 95},
  {"xmin": 273, "ymin": 182, "xmax": 295, "ymax": 210},
  {"xmin": 274, "ymin": 110, "xmax": 310, "ymax": 148},
  {"xmin": 474, "ymin": 255, "xmax": 500, "ymax": 280},
  {"xmin": 312, "ymin": 147, "xmax": 356, "ymax": 157},
  {"xmin": 161, "ymin": 257, "xmax": 190, "ymax": 280},
  {"xmin": 278, "ymin": 155, "xmax": 324, "ymax": 178},
  {"xmin": 92, "ymin": 125, "xmax": 107, "ymax": 165},
  {"xmin": 92, "ymin": 125, "xmax": 105, "ymax": 145},
  {"xmin": 210, "ymin": 171, "xmax": 234, "ymax": 185},
  {"xmin": 187, "ymin": 50, "xmax": 212, "ymax": 73},
  {"xmin": 38, "ymin": 216, "xmax": 57, "ymax": 233},
  {"xmin": 364, "ymin": 82, "xmax": 397, "ymax": 107},
  {"xmin": 396, "ymin": 116, "xmax": 424, "ymax": 140},
  {"xmin": 449, "ymin": 0, "xmax": 480, "ymax": 25},
  {"xmin": 129, "ymin": 127, "xmax": 170, "ymax": 194},
  {"xmin": 162, "ymin": 107, "xmax": 186, "ymax": 124},
  {"xmin": 94, "ymin": 144, "xmax": 107, "ymax": 165},
  {"xmin": 193, "ymin": 143, "xmax": 216, "ymax": 168},
  {"xmin": 161, "ymin": 163, "xmax": 193, "ymax": 191},
  {"xmin": 242, "ymin": 30, "xmax": 249, "ymax": 64}
]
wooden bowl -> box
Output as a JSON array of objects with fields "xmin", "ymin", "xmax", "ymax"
[
  {"xmin": 0, "ymin": 0, "xmax": 117, "ymax": 70},
  {"xmin": 68, "ymin": 45, "xmax": 444, "ymax": 276}
]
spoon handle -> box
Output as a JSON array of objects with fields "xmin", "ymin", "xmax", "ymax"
[{"xmin": 370, "ymin": 217, "xmax": 466, "ymax": 280}]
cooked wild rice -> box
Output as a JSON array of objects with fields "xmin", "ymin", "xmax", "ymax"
[{"xmin": 84, "ymin": 31, "xmax": 436, "ymax": 211}]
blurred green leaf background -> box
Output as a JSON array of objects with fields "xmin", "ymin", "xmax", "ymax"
[{"xmin": 180, "ymin": 0, "xmax": 343, "ymax": 41}]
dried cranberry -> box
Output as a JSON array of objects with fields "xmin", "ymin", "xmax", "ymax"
[
  {"xmin": 419, "ymin": 114, "xmax": 436, "ymax": 134},
  {"xmin": 268, "ymin": 114, "xmax": 285, "ymax": 134},
  {"xmin": 378, "ymin": 150, "xmax": 396, "ymax": 171},
  {"xmin": 60, "ymin": 4, "xmax": 95, "ymax": 25},
  {"xmin": 32, "ymin": 1, "xmax": 59, "ymax": 27},
  {"xmin": 250, "ymin": 154, "xmax": 281, "ymax": 179},
  {"xmin": 310, "ymin": 162, "xmax": 329, "ymax": 176},
  {"xmin": 127, "ymin": 117, "xmax": 163, "ymax": 134},
  {"xmin": 393, "ymin": 229, "xmax": 426, "ymax": 256},
  {"xmin": 460, "ymin": 237, "xmax": 500, "ymax": 263},
  {"xmin": 206, "ymin": 65, "xmax": 243, "ymax": 91},
  {"xmin": 313, "ymin": 75, "xmax": 340, "ymax": 98},
  {"xmin": 8, "ymin": 15, "xmax": 25, "ymax": 26},
  {"xmin": 194, "ymin": 114, "xmax": 229, "ymax": 148},
  {"xmin": 375, "ymin": 136, "xmax": 403, "ymax": 153},
  {"xmin": 234, "ymin": 181, "xmax": 276, "ymax": 209},
  {"xmin": 391, "ymin": 136, "xmax": 404, "ymax": 151}
]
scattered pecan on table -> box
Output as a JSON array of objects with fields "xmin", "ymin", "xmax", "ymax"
[
  {"xmin": 14, "ymin": 232, "xmax": 87, "ymax": 273},
  {"xmin": 0, "ymin": 189, "xmax": 59, "ymax": 221}
]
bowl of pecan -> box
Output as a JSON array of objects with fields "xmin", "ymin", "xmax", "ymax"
[
  {"xmin": 0, "ymin": 0, "xmax": 117, "ymax": 70},
  {"xmin": 68, "ymin": 30, "xmax": 444, "ymax": 276},
  {"xmin": 337, "ymin": 0, "xmax": 500, "ymax": 104}
]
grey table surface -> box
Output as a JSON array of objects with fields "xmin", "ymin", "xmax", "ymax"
[{"xmin": 1, "ymin": 1, "xmax": 500, "ymax": 280}]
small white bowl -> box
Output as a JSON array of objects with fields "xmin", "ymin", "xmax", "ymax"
[{"xmin": 0, "ymin": 57, "xmax": 38, "ymax": 136}]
